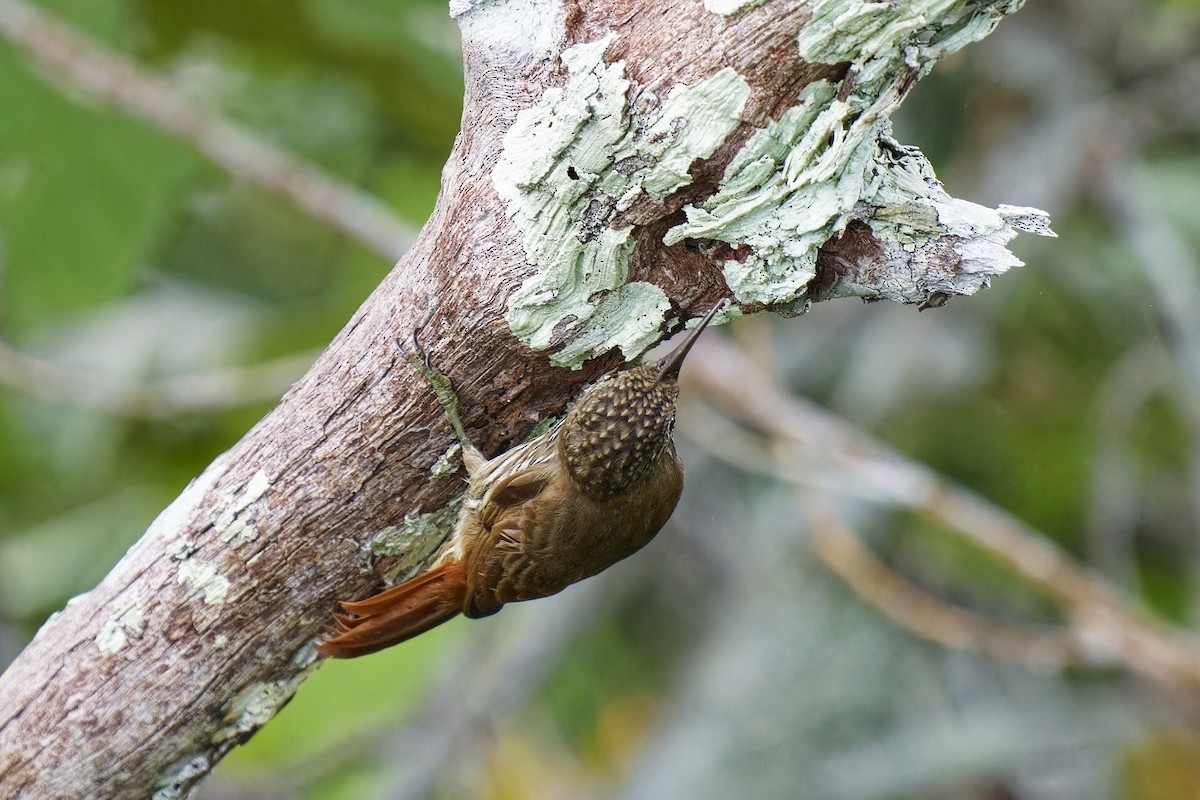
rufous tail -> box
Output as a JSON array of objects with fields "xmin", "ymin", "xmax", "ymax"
[{"xmin": 317, "ymin": 562, "xmax": 466, "ymax": 658}]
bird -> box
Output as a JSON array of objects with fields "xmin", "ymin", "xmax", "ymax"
[{"xmin": 318, "ymin": 300, "xmax": 724, "ymax": 658}]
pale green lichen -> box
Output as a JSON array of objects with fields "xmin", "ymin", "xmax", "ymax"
[
  {"xmin": 666, "ymin": 81, "xmax": 877, "ymax": 307},
  {"xmin": 217, "ymin": 518, "xmax": 259, "ymax": 547},
  {"xmin": 370, "ymin": 498, "xmax": 463, "ymax": 582},
  {"xmin": 495, "ymin": 34, "xmax": 749, "ymax": 368},
  {"xmin": 155, "ymin": 647, "xmax": 320, "ymax": 796},
  {"xmin": 430, "ymin": 442, "xmax": 462, "ymax": 477},
  {"xmin": 177, "ymin": 560, "xmax": 230, "ymax": 605},
  {"xmin": 798, "ymin": 0, "xmax": 1025, "ymax": 70},
  {"xmin": 95, "ymin": 601, "xmax": 145, "ymax": 654},
  {"xmin": 665, "ymin": 0, "xmax": 1046, "ymax": 310},
  {"xmin": 526, "ymin": 413, "xmax": 558, "ymax": 440},
  {"xmin": 210, "ymin": 644, "xmax": 320, "ymax": 752},
  {"xmin": 548, "ymin": 283, "xmax": 674, "ymax": 367},
  {"xmin": 212, "ymin": 672, "xmax": 308, "ymax": 746}
]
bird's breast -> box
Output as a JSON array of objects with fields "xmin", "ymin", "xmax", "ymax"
[{"xmin": 463, "ymin": 447, "xmax": 683, "ymax": 613}]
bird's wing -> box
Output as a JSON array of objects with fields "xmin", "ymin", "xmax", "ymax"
[
  {"xmin": 472, "ymin": 431, "xmax": 559, "ymax": 530},
  {"xmin": 478, "ymin": 464, "xmax": 552, "ymax": 531}
]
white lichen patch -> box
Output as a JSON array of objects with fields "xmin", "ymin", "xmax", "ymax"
[
  {"xmin": 237, "ymin": 470, "xmax": 271, "ymax": 509},
  {"xmin": 997, "ymin": 204, "xmax": 1057, "ymax": 238},
  {"xmin": 155, "ymin": 456, "xmax": 228, "ymax": 558},
  {"xmin": 153, "ymin": 754, "xmax": 211, "ymax": 800},
  {"xmin": 169, "ymin": 538, "xmax": 198, "ymax": 560},
  {"xmin": 211, "ymin": 469, "xmax": 270, "ymax": 548},
  {"xmin": 163, "ymin": 460, "xmax": 266, "ymax": 581},
  {"xmin": 213, "ymin": 469, "xmax": 269, "ymax": 523},
  {"xmin": 177, "ymin": 560, "xmax": 231, "ymax": 605},
  {"xmin": 495, "ymin": 34, "xmax": 750, "ymax": 368},
  {"xmin": 452, "ymin": 0, "xmax": 564, "ymax": 63},
  {"xmin": 666, "ymin": 0, "xmax": 1048, "ymax": 309},
  {"xmin": 820, "ymin": 131, "xmax": 1055, "ymax": 303},
  {"xmin": 703, "ymin": 0, "xmax": 769, "ymax": 15},
  {"xmin": 95, "ymin": 602, "xmax": 145, "ymax": 654}
]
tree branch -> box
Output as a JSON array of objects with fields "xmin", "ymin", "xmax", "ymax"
[
  {"xmin": 0, "ymin": 1, "xmax": 1045, "ymax": 797},
  {"xmin": 0, "ymin": 337, "xmax": 317, "ymax": 417}
]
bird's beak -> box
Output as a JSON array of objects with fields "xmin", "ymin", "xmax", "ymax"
[{"xmin": 656, "ymin": 300, "xmax": 726, "ymax": 381}]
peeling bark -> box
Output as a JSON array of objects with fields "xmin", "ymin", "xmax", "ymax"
[{"xmin": 0, "ymin": 1, "xmax": 1048, "ymax": 797}]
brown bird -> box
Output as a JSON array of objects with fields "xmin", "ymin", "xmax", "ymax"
[{"xmin": 318, "ymin": 301, "xmax": 724, "ymax": 658}]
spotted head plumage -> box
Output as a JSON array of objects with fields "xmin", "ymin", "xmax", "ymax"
[{"xmin": 560, "ymin": 302, "xmax": 722, "ymax": 500}]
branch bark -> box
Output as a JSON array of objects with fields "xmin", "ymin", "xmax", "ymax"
[{"xmin": 0, "ymin": 1, "xmax": 1045, "ymax": 797}]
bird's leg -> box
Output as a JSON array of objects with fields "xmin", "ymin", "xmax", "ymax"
[{"xmin": 401, "ymin": 330, "xmax": 485, "ymax": 473}]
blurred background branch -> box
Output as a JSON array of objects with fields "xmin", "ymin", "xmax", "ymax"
[
  {"xmin": 0, "ymin": 0, "xmax": 416, "ymax": 262},
  {"xmin": 806, "ymin": 501, "xmax": 1088, "ymax": 673},
  {"xmin": 683, "ymin": 335, "xmax": 1200, "ymax": 699},
  {"xmin": 0, "ymin": 335, "xmax": 314, "ymax": 416}
]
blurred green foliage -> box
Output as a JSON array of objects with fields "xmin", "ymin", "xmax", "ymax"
[
  {"xmin": 2, "ymin": 0, "xmax": 1200, "ymax": 798},
  {"xmin": 0, "ymin": 40, "xmax": 200, "ymax": 334}
]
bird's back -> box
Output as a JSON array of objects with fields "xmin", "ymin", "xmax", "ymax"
[{"xmin": 462, "ymin": 440, "xmax": 683, "ymax": 617}]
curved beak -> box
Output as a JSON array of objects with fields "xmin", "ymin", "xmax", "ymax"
[{"xmin": 655, "ymin": 300, "xmax": 726, "ymax": 381}]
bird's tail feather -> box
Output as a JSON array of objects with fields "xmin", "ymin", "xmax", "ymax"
[{"xmin": 317, "ymin": 563, "xmax": 466, "ymax": 658}]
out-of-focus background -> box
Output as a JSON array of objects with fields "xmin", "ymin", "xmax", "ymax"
[{"xmin": 2, "ymin": 1, "xmax": 1200, "ymax": 798}]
